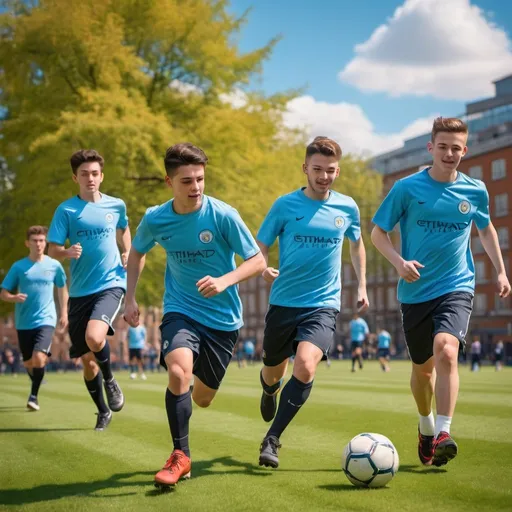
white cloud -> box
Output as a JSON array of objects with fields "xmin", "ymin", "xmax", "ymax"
[
  {"xmin": 283, "ymin": 95, "xmax": 436, "ymax": 156},
  {"xmin": 339, "ymin": 0, "xmax": 512, "ymax": 100}
]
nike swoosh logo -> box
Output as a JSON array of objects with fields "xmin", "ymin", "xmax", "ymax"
[
  {"xmin": 296, "ymin": 216, "xmax": 304, "ymax": 221},
  {"xmin": 162, "ymin": 235, "xmax": 173, "ymax": 240},
  {"xmin": 418, "ymin": 201, "xmax": 426, "ymax": 205}
]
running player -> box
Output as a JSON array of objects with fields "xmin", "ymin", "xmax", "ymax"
[
  {"xmin": 376, "ymin": 327, "xmax": 391, "ymax": 372},
  {"xmin": 349, "ymin": 312, "xmax": 369, "ymax": 372}
]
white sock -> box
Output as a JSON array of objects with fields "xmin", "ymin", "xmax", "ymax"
[
  {"xmin": 419, "ymin": 412, "xmax": 435, "ymax": 436},
  {"xmin": 435, "ymin": 415, "xmax": 452, "ymax": 436}
]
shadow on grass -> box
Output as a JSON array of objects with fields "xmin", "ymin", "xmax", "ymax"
[
  {"xmin": 0, "ymin": 428, "xmax": 88, "ymax": 433},
  {"xmin": 0, "ymin": 407, "xmax": 28, "ymax": 413},
  {"xmin": 399, "ymin": 464, "xmax": 447, "ymax": 474},
  {"xmin": 318, "ymin": 483, "xmax": 388, "ymax": 492}
]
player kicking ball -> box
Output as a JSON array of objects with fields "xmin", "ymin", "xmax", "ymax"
[
  {"xmin": 124, "ymin": 143, "xmax": 265, "ymax": 489},
  {"xmin": 371, "ymin": 117, "xmax": 510, "ymax": 467},
  {"xmin": 256, "ymin": 137, "xmax": 369, "ymax": 468},
  {"xmin": 1, "ymin": 226, "xmax": 68, "ymax": 411}
]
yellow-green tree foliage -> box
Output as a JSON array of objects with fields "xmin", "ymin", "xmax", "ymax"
[{"xmin": 0, "ymin": 0, "xmax": 381, "ymax": 309}]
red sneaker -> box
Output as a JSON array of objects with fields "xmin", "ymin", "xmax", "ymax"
[
  {"xmin": 433, "ymin": 431, "xmax": 458, "ymax": 467},
  {"xmin": 154, "ymin": 450, "xmax": 191, "ymax": 487},
  {"xmin": 418, "ymin": 428, "xmax": 434, "ymax": 466}
]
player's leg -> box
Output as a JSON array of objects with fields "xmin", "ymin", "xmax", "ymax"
[
  {"xmin": 17, "ymin": 330, "xmax": 35, "ymax": 406},
  {"xmin": 129, "ymin": 352, "xmax": 137, "ymax": 379},
  {"xmin": 138, "ymin": 353, "xmax": 147, "ymax": 380},
  {"xmin": 26, "ymin": 327, "xmax": 54, "ymax": 410},
  {"xmin": 86, "ymin": 288, "xmax": 125, "ymax": 411},
  {"xmin": 82, "ymin": 351, "xmax": 112, "ymax": 430}
]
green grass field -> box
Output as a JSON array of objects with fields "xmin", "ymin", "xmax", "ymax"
[{"xmin": 1, "ymin": 361, "xmax": 511, "ymax": 511}]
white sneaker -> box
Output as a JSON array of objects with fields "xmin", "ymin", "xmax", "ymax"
[
  {"xmin": 130, "ymin": 372, "xmax": 137, "ymax": 380},
  {"xmin": 141, "ymin": 373, "xmax": 147, "ymax": 381}
]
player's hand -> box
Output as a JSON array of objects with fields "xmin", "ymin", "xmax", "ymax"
[
  {"xmin": 396, "ymin": 259, "xmax": 424, "ymax": 283},
  {"xmin": 121, "ymin": 252, "xmax": 128, "ymax": 269},
  {"xmin": 197, "ymin": 275, "xmax": 228, "ymax": 298},
  {"xmin": 66, "ymin": 243, "xmax": 82, "ymax": 260},
  {"xmin": 124, "ymin": 300, "xmax": 140, "ymax": 327},
  {"xmin": 497, "ymin": 272, "xmax": 511, "ymax": 298},
  {"xmin": 357, "ymin": 290, "xmax": 369, "ymax": 313},
  {"xmin": 262, "ymin": 267, "xmax": 279, "ymax": 284},
  {"xmin": 58, "ymin": 314, "xmax": 69, "ymax": 332},
  {"xmin": 13, "ymin": 293, "xmax": 27, "ymax": 303}
]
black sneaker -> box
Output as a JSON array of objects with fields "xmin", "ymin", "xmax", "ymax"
[
  {"xmin": 432, "ymin": 431, "xmax": 458, "ymax": 467},
  {"xmin": 95, "ymin": 411, "xmax": 112, "ymax": 431},
  {"xmin": 417, "ymin": 427, "xmax": 434, "ymax": 466},
  {"xmin": 103, "ymin": 377, "xmax": 124, "ymax": 412},
  {"xmin": 27, "ymin": 395, "xmax": 40, "ymax": 411},
  {"xmin": 259, "ymin": 435, "xmax": 281, "ymax": 468}
]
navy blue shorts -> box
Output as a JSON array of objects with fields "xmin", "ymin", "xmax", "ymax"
[
  {"xmin": 401, "ymin": 291, "xmax": 473, "ymax": 365},
  {"xmin": 17, "ymin": 326, "xmax": 54, "ymax": 361},
  {"xmin": 159, "ymin": 312, "xmax": 239, "ymax": 390},
  {"xmin": 262, "ymin": 305, "xmax": 338, "ymax": 367},
  {"xmin": 129, "ymin": 348, "xmax": 143, "ymax": 360},
  {"xmin": 378, "ymin": 348, "xmax": 390, "ymax": 358},
  {"xmin": 68, "ymin": 287, "xmax": 125, "ymax": 359},
  {"xmin": 351, "ymin": 341, "xmax": 362, "ymax": 352}
]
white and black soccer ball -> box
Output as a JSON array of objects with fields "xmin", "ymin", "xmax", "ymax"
[{"xmin": 341, "ymin": 433, "xmax": 399, "ymax": 488}]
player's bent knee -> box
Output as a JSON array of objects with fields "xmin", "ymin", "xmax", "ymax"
[
  {"xmin": 193, "ymin": 395, "xmax": 213, "ymax": 408},
  {"xmin": 32, "ymin": 353, "xmax": 47, "ymax": 368},
  {"xmin": 436, "ymin": 344, "xmax": 458, "ymax": 366},
  {"xmin": 293, "ymin": 357, "xmax": 317, "ymax": 382}
]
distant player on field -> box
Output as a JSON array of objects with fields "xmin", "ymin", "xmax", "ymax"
[
  {"xmin": 376, "ymin": 327, "xmax": 391, "ymax": 372},
  {"xmin": 124, "ymin": 143, "xmax": 265, "ymax": 488},
  {"xmin": 494, "ymin": 340, "xmax": 504, "ymax": 371},
  {"xmin": 256, "ymin": 136, "xmax": 369, "ymax": 469},
  {"xmin": 48, "ymin": 149, "xmax": 130, "ymax": 431},
  {"xmin": 1, "ymin": 226, "xmax": 68, "ymax": 410},
  {"xmin": 371, "ymin": 117, "xmax": 510, "ymax": 467},
  {"xmin": 128, "ymin": 322, "xmax": 147, "ymax": 380},
  {"xmin": 349, "ymin": 312, "xmax": 369, "ymax": 372}
]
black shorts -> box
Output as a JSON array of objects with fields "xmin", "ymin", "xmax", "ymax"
[
  {"xmin": 129, "ymin": 348, "xmax": 143, "ymax": 360},
  {"xmin": 68, "ymin": 287, "xmax": 125, "ymax": 359},
  {"xmin": 471, "ymin": 353, "xmax": 481, "ymax": 364},
  {"xmin": 378, "ymin": 348, "xmax": 390, "ymax": 358},
  {"xmin": 400, "ymin": 291, "xmax": 473, "ymax": 365},
  {"xmin": 262, "ymin": 305, "xmax": 338, "ymax": 367},
  {"xmin": 495, "ymin": 353, "xmax": 503, "ymax": 362},
  {"xmin": 351, "ymin": 341, "xmax": 362, "ymax": 352},
  {"xmin": 159, "ymin": 312, "xmax": 239, "ymax": 390},
  {"xmin": 17, "ymin": 326, "xmax": 54, "ymax": 361}
]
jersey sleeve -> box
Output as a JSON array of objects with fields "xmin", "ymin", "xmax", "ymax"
[
  {"xmin": 132, "ymin": 211, "xmax": 157, "ymax": 254},
  {"xmin": 117, "ymin": 199, "xmax": 129, "ymax": 230},
  {"xmin": 54, "ymin": 262, "xmax": 67, "ymax": 288},
  {"xmin": 257, "ymin": 199, "xmax": 284, "ymax": 248},
  {"xmin": 221, "ymin": 207, "xmax": 260, "ymax": 260},
  {"xmin": 1, "ymin": 263, "xmax": 20, "ymax": 292},
  {"xmin": 474, "ymin": 182, "xmax": 491, "ymax": 230},
  {"xmin": 48, "ymin": 204, "xmax": 70, "ymax": 245},
  {"xmin": 372, "ymin": 181, "xmax": 407, "ymax": 232},
  {"xmin": 345, "ymin": 201, "xmax": 361, "ymax": 242}
]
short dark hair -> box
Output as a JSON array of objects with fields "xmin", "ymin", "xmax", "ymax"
[
  {"xmin": 305, "ymin": 136, "xmax": 342, "ymax": 162},
  {"xmin": 431, "ymin": 117, "xmax": 468, "ymax": 142},
  {"xmin": 164, "ymin": 143, "xmax": 208, "ymax": 176},
  {"xmin": 70, "ymin": 149, "xmax": 105, "ymax": 175},
  {"xmin": 26, "ymin": 225, "xmax": 48, "ymax": 240}
]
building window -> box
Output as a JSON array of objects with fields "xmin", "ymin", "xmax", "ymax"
[
  {"xmin": 468, "ymin": 165, "xmax": 483, "ymax": 180},
  {"xmin": 495, "ymin": 193, "xmax": 508, "ymax": 217},
  {"xmin": 495, "ymin": 295, "xmax": 511, "ymax": 313},
  {"xmin": 475, "ymin": 260, "xmax": 486, "ymax": 283},
  {"xmin": 491, "ymin": 159, "xmax": 506, "ymax": 180},
  {"xmin": 376, "ymin": 287, "xmax": 384, "ymax": 311},
  {"xmin": 368, "ymin": 289, "xmax": 375, "ymax": 308},
  {"xmin": 259, "ymin": 285, "xmax": 268, "ymax": 314},
  {"xmin": 472, "ymin": 237, "xmax": 484, "ymax": 254},
  {"xmin": 376, "ymin": 265, "xmax": 384, "ymax": 283},
  {"xmin": 387, "ymin": 287, "xmax": 397, "ymax": 309},
  {"xmin": 497, "ymin": 227, "xmax": 509, "ymax": 249},
  {"xmin": 387, "ymin": 266, "xmax": 397, "ymax": 282},
  {"xmin": 474, "ymin": 294, "xmax": 487, "ymax": 313}
]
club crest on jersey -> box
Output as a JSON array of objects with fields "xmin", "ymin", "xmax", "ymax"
[
  {"xmin": 199, "ymin": 230, "xmax": 214, "ymax": 244},
  {"xmin": 458, "ymin": 200, "xmax": 471, "ymax": 215},
  {"xmin": 334, "ymin": 216, "xmax": 345, "ymax": 228},
  {"xmin": 44, "ymin": 270, "xmax": 54, "ymax": 277},
  {"xmin": 105, "ymin": 213, "xmax": 114, "ymax": 223}
]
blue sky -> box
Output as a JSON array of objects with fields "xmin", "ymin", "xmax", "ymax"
[{"xmin": 228, "ymin": 0, "xmax": 512, "ymax": 155}]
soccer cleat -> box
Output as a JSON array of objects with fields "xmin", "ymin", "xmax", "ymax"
[
  {"xmin": 26, "ymin": 396, "xmax": 40, "ymax": 411},
  {"xmin": 417, "ymin": 428, "xmax": 434, "ymax": 465},
  {"xmin": 433, "ymin": 431, "xmax": 458, "ymax": 467},
  {"xmin": 104, "ymin": 377, "xmax": 125, "ymax": 412},
  {"xmin": 94, "ymin": 411, "xmax": 112, "ymax": 431},
  {"xmin": 259, "ymin": 435, "xmax": 281, "ymax": 468},
  {"xmin": 154, "ymin": 450, "xmax": 192, "ymax": 488},
  {"xmin": 141, "ymin": 373, "xmax": 147, "ymax": 381},
  {"xmin": 130, "ymin": 373, "xmax": 137, "ymax": 380}
]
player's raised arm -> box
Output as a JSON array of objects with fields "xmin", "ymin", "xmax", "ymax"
[
  {"xmin": 116, "ymin": 199, "xmax": 131, "ymax": 268},
  {"xmin": 124, "ymin": 248, "xmax": 146, "ymax": 326},
  {"xmin": 257, "ymin": 240, "xmax": 279, "ymax": 284}
]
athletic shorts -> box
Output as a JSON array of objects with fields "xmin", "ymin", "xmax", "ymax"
[
  {"xmin": 495, "ymin": 353, "xmax": 503, "ymax": 362},
  {"xmin": 68, "ymin": 287, "xmax": 125, "ymax": 359},
  {"xmin": 377, "ymin": 348, "xmax": 390, "ymax": 358},
  {"xmin": 262, "ymin": 305, "xmax": 338, "ymax": 367},
  {"xmin": 17, "ymin": 326, "xmax": 54, "ymax": 361},
  {"xmin": 159, "ymin": 312, "xmax": 239, "ymax": 390},
  {"xmin": 400, "ymin": 291, "xmax": 473, "ymax": 365},
  {"xmin": 351, "ymin": 341, "xmax": 363, "ymax": 351},
  {"xmin": 129, "ymin": 348, "xmax": 143, "ymax": 360}
]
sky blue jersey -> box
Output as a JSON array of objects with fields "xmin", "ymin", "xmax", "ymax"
[
  {"xmin": 128, "ymin": 325, "xmax": 146, "ymax": 349},
  {"xmin": 349, "ymin": 317, "xmax": 369, "ymax": 342},
  {"xmin": 377, "ymin": 330, "xmax": 391, "ymax": 349}
]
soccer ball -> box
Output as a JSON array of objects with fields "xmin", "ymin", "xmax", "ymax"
[{"xmin": 341, "ymin": 433, "xmax": 399, "ymax": 488}]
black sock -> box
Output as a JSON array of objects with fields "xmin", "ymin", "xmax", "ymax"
[
  {"xmin": 131, "ymin": 364, "xmax": 136, "ymax": 373},
  {"xmin": 267, "ymin": 376, "xmax": 313, "ymax": 439},
  {"xmin": 141, "ymin": 362, "xmax": 146, "ymax": 372},
  {"xmin": 31, "ymin": 368, "xmax": 45, "ymax": 397},
  {"xmin": 27, "ymin": 368, "xmax": 34, "ymax": 382},
  {"xmin": 358, "ymin": 355, "xmax": 363, "ymax": 369},
  {"xmin": 165, "ymin": 388, "xmax": 192, "ymax": 458},
  {"xmin": 84, "ymin": 372, "xmax": 109, "ymax": 414},
  {"xmin": 260, "ymin": 370, "xmax": 282, "ymax": 395},
  {"xmin": 351, "ymin": 356, "xmax": 356, "ymax": 369},
  {"xmin": 93, "ymin": 342, "xmax": 113, "ymax": 382}
]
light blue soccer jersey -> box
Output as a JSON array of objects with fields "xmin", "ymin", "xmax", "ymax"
[
  {"xmin": 48, "ymin": 194, "xmax": 128, "ymax": 297},
  {"xmin": 128, "ymin": 325, "xmax": 146, "ymax": 349},
  {"xmin": 244, "ymin": 339, "xmax": 255, "ymax": 355},
  {"xmin": 132, "ymin": 195, "xmax": 260, "ymax": 331},
  {"xmin": 377, "ymin": 330, "xmax": 391, "ymax": 349},
  {"xmin": 257, "ymin": 188, "xmax": 361, "ymax": 310},
  {"xmin": 372, "ymin": 168, "xmax": 490, "ymax": 304},
  {"xmin": 1, "ymin": 256, "xmax": 67, "ymax": 330},
  {"xmin": 349, "ymin": 317, "xmax": 369, "ymax": 342}
]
